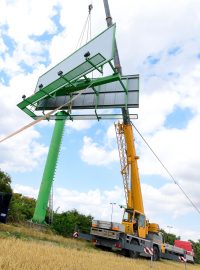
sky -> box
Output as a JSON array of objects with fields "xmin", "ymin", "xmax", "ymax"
[{"xmin": 0, "ymin": 0, "xmax": 200, "ymax": 241}]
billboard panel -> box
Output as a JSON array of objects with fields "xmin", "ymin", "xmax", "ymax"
[
  {"xmin": 35, "ymin": 24, "xmax": 116, "ymax": 93},
  {"xmin": 36, "ymin": 75, "xmax": 139, "ymax": 111}
]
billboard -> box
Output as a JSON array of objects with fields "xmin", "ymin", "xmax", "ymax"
[{"xmin": 36, "ymin": 75, "xmax": 139, "ymax": 111}]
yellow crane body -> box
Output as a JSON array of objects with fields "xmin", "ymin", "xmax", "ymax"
[
  {"xmin": 123, "ymin": 123, "xmax": 144, "ymax": 213},
  {"xmin": 115, "ymin": 122, "xmax": 159, "ymax": 239}
]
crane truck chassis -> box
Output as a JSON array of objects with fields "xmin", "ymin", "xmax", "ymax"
[{"xmin": 76, "ymin": 220, "xmax": 194, "ymax": 263}]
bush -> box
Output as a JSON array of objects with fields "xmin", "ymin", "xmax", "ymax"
[{"xmin": 52, "ymin": 209, "xmax": 93, "ymax": 237}]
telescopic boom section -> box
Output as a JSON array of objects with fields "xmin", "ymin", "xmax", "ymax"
[{"xmin": 115, "ymin": 122, "xmax": 144, "ymax": 214}]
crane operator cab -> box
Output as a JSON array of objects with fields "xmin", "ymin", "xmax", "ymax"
[{"xmin": 122, "ymin": 208, "xmax": 147, "ymax": 238}]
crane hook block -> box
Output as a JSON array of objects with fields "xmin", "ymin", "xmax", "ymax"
[{"xmin": 88, "ymin": 4, "xmax": 93, "ymax": 13}]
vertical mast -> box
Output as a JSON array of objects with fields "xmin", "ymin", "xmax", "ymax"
[
  {"xmin": 103, "ymin": 0, "xmax": 130, "ymax": 124},
  {"xmin": 103, "ymin": 0, "xmax": 122, "ymax": 74},
  {"xmin": 103, "ymin": 0, "xmax": 144, "ymax": 214}
]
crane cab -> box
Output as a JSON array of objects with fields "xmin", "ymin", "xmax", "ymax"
[{"xmin": 122, "ymin": 209, "xmax": 148, "ymax": 238}]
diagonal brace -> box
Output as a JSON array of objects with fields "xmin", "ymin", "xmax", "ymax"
[{"xmin": 86, "ymin": 58, "xmax": 103, "ymax": 74}]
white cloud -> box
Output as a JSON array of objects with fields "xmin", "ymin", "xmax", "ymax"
[
  {"xmin": 0, "ymin": 38, "xmax": 7, "ymax": 54},
  {"xmin": 176, "ymin": 229, "xmax": 200, "ymax": 242},
  {"xmin": 0, "ymin": 128, "xmax": 48, "ymax": 172},
  {"xmin": 142, "ymin": 183, "xmax": 192, "ymax": 220},
  {"xmin": 66, "ymin": 120, "xmax": 94, "ymax": 131},
  {"xmin": 111, "ymin": 0, "xmax": 200, "ymax": 74},
  {"xmin": 132, "ymin": 90, "xmax": 179, "ymax": 134},
  {"xmin": 14, "ymin": 184, "xmax": 39, "ymax": 198},
  {"xmin": 80, "ymin": 136, "xmax": 118, "ymax": 166},
  {"xmin": 0, "ymin": 0, "xmax": 58, "ymax": 42},
  {"xmin": 106, "ymin": 124, "xmax": 116, "ymax": 140},
  {"xmin": 0, "ymin": 69, "xmax": 49, "ymax": 172},
  {"xmin": 137, "ymin": 113, "xmax": 200, "ymax": 183}
]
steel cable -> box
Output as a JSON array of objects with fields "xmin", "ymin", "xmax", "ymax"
[{"xmin": 131, "ymin": 121, "xmax": 200, "ymax": 215}]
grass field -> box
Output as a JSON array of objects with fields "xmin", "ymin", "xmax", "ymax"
[{"xmin": 0, "ymin": 224, "xmax": 200, "ymax": 270}]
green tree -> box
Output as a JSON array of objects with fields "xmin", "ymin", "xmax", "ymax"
[
  {"xmin": 189, "ymin": 240, "xmax": 200, "ymax": 264},
  {"xmin": 52, "ymin": 209, "xmax": 93, "ymax": 237},
  {"xmin": 0, "ymin": 169, "xmax": 12, "ymax": 194},
  {"xmin": 160, "ymin": 229, "xmax": 180, "ymax": 245},
  {"xmin": 8, "ymin": 193, "xmax": 36, "ymax": 222}
]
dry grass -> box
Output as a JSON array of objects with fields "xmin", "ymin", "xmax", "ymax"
[
  {"xmin": 0, "ymin": 224, "xmax": 200, "ymax": 270},
  {"xmin": 0, "ymin": 223, "xmax": 91, "ymax": 250},
  {"xmin": 0, "ymin": 238, "xmax": 200, "ymax": 270}
]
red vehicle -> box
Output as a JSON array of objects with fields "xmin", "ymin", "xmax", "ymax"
[{"xmin": 174, "ymin": 240, "xmax": 194, "ymax": 263}]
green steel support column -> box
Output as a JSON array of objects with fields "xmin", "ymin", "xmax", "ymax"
[{"xmin": 32, "ymin": 111, "xmax": 66, "ymax": 223}]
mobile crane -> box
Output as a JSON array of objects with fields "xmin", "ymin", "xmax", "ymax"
[
  {"xmin": 90, "ymin": 121, "xmax": 163, "ymax": 260},
  {"xmin": 87, "ymin": 0, "xmax": 162, "ymax": 260},
  {"xmin": 87, "ymin": 122, "xmax": 193, "ymax": 262},
  {"xmin": 76, "ymin": 0, "xmax": 194, "ymax": 263}
]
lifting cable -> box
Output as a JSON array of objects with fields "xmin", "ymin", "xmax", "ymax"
[
  {"xmin": 76, "ymin": 3, "xmax": 93, "ymax": 49},
  {"xmin": 0, "ymin": 82, "xmax": 94, "ymax": 144},
  {"xmin": 131, "ymin": 121, "xmax": 200, "ymax": 215}
]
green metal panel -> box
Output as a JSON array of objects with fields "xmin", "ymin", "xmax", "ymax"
[
  {"xmin": 56, "ymin": 74, "xmax": 120, "ymax": 96},
  {"xmin": 32, "ymin": 111, "xmax": 66, "ymax": 223},
  {"xmin": 23, "ymin": 107, "xmax": 36, "ymax": 118},
  {"xmin": 17, "ymin": 74, "xmax": 121, "ymax": 118},
  {"xmin": 18, "ymin": 53, "xmax": 107, "ymax": 111}
]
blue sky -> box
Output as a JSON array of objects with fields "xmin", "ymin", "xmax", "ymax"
[{"xmin": 0, "ymin": 0, "xmax": 200, "ymax": 241}]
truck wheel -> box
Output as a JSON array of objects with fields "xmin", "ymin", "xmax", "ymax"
[
  {"xmin": 153, "ymin": 245, "xmax": 160, "ymax": 261},
  {"xmin": 129, "ymin": 240, "xmax": 139, "ymax": 259}
]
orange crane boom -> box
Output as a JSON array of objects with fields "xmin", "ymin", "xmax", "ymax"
[{"xmin": 115, "ymin": 122, "xmax": 144, "ymax": 213}]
